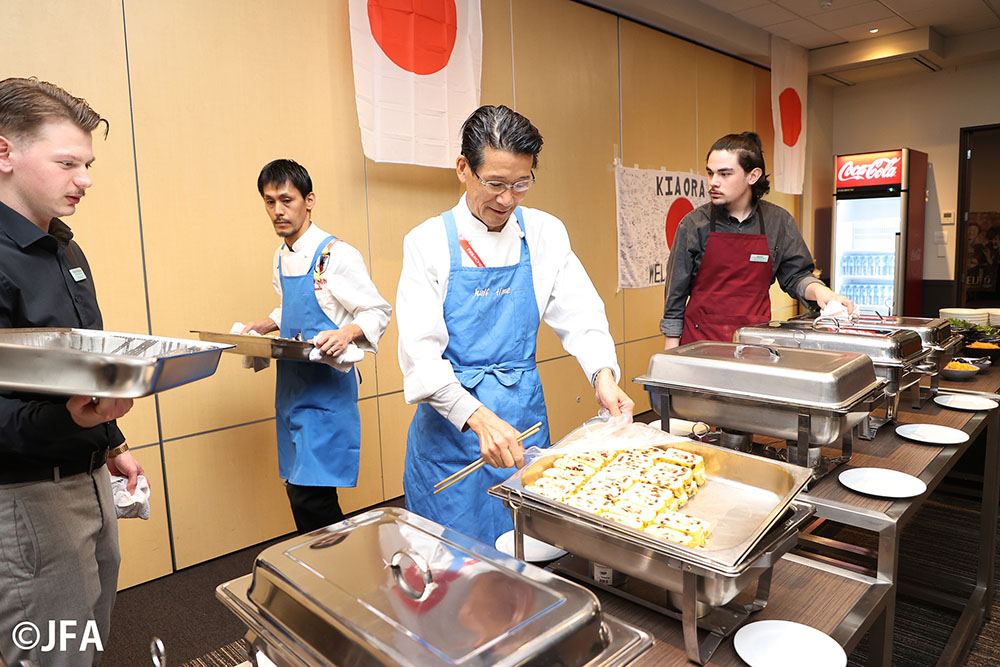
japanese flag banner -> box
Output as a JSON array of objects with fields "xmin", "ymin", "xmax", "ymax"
[
  {"xmin": 770, "ymin": 35, "xmax": 807, "ymax": 195},
  {"xmin": 349, "ymin": 0, "xmax": 482, "ymax": 168}
]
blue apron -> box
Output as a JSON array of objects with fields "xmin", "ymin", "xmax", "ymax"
[
  {"xmin": 275, "ymin": 236, "xmax": 361, "ymax": 488},
  {"xmin": 403, "ymin": 208, "xmax": 550, "ymax": 544}
]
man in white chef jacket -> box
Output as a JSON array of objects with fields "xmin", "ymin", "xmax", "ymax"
[
  {"xmin": 396, "ymin": 105, "xmax": 634, "ymax": 545},
  {"xmin": 243, "ymin": 159, "xmax": 391, "ymax": 533}
]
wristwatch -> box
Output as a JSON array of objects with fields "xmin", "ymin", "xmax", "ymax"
[{"xmin": 107, "ymin": 443, "xmax": 130, "ymax": 458}]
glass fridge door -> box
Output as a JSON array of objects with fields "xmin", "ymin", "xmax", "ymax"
[{"xmin": 832, "ymin": 196, "xmax": 903, "ymax": 316}]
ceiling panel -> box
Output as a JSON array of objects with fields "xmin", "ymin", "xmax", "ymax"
[
  {"xmin": 833, "ymin": 15, "xmax": 913, "ymax": 42},
  {"xmin": 775, "ymin": 0, "xmax": 872, "ymax": 19},
  {"xmin": 733, "ymin": 2, "xmax": 797, "ymax": 27},
  {"xmin": 767, "ymin": 18, "xmax": 845, "ymax": 49},
  {"xmin": 698, "ymin": 0, "xmax": 771, "ymax": 13},
  {"xmin": 809, "ymin": 1, "xmax": 895, "ymax": 31}
]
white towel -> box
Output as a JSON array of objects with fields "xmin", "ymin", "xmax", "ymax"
[
  {"xmin": 820, "ymin": 300, "xmax": 852, "ymax": 322},
  {"xmin": 110, "ymin": 474, "xmax": 151, "ymax": 520},
  {"xmin": 231, "ymin": 322, "xmax": 271, "ymax": 372},
  {"xmin": 309, "ymin": 343, "xmax": 364, "ymax": 373}
]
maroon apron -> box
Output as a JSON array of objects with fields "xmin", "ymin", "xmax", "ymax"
[{"xmin": 680, "ymin": 210, "xmax": 773, "ymax": 344}]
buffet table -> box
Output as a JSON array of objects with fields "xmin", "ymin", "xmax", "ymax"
[
  {"xmin": 594, "ymin": 553, "xmax": 892, "ymax": 666},
  {"xmin": 792, "ymin": 368, "xmax": 1000, "ymax": 666}
]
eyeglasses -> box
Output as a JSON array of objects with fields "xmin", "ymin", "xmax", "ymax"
[{"xmin": 471, "ymin": 168, "xmax": 535, "ymax": 194}]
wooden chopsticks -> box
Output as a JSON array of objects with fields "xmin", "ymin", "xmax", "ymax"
[{"xmin": 433, "ymin": 421, "xmax": 542, "ymax": 494}]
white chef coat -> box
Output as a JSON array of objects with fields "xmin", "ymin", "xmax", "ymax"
[
  {"xmin": 269, "ymin": 223, "xmax": 391, "ymax": 351},
  {"xmin": 396, "ymin": 194, "xmax": 620, "ymax": 429}
]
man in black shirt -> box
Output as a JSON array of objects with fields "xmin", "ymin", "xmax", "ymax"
[
  {"xmin": 0, "ymin": 78, "xmax": 143, "ymax": 665},
  {"xmin": 661, "ymin": 132, "xmax": 852, "ymax": 347}
]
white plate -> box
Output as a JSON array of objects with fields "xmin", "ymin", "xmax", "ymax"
[
  {"xmin": 934, "ymin": 394, "xmax": 999, "ymax": 412},
  {"xmin": 495, "ymin": 530, "xmax": 567, "ymax": 562},
  {"xmin": 733, "ymin": 620, "xmax": 846, "ymax": 667},
  {"xmin": 839, "ymin": 467, "xmax": 927, "ymax": 499},
  {"xmin": 895, "ymin": 423, "xmax": 970, "ymax": 445}
]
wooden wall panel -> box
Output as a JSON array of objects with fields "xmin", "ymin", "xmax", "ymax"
[
  {"xmin": 538, "ymin": 345, "xmax": 625, "ymax": 443},
  {"xmin": 339, "ymin": 397, "xmax": 384, "ymax": 513},
  {"xmin": 511, "ymin": 0, "xmax": 623, "ymax": 360},
  {"xmin": 165, "ymin": 422, "xmax": 293, "ymax": 568},
  {"xmin": 116, "ymin": 445, "xmax": 172, "ymax": 589},
  {"xmin": 696, "ymin": 50, "xmax": 755, "ymax": 161},
  {"xmin": 377, "ymin": 393, "xmax": 418, "ymax": 500},
  {"xmin": 622, "ymin": 336, "xmax": 664, "ymax": 412},
  {"xmin": 125, "ymin": 0, "xmax": 369, "ymax": 436},
  {"xmin": 366, "ymin": 163, "xmax": 463, "ymax": 396},
  {"xmin": 619, "ymin": 20, "xmax": 703, "ymax": 342},
  {"xmin": 482, "ymin": 0, "xmax": 515, "ymax": 107}
]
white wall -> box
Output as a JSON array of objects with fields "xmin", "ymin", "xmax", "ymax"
[{"xmin": 830, "ymin": 58, "xmax": 1000, "ymax": 281}]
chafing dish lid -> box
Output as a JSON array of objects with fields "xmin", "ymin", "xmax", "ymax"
[
  {"xmin": 637, "ymin": 341, "xmax": 880, "ymax": 408},
  {"xmin": 245, "ymin": 507, "xmax": 604, "ymax": 666},
  {"xmin": 734, "ymin": 321, "xmax": 925, "ymax": 366},
  {"xmin": 792, "ymin": 314, "xmax": 957, "ymax": 350}
]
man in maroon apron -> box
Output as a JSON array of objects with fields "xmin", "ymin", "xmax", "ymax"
[{"xmin": 660, "ymin": 132, "xmax": 852, "ymax": 348}]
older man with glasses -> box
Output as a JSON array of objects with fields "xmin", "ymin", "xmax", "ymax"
[{"xmin": 396, "ymin": 104, "xmax": 633, "ymax": 545}]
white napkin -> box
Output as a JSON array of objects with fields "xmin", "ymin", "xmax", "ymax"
[
  {"xmin": 231, "ymin": 322, "xmax": 271, "ymax": 372},
  {"xmin": 309, "ymin": 343, "xmax": 364, "ymax": 373},
  {"xmin": 820, "ymin": 300, "xmax": 852, "ymax": 322},
  {"xmin": 110, "ymin": 474, "xmax": 151, "ymax": 520}
]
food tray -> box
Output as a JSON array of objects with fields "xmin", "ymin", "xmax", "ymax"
[
  {"xmin": 192, "ymin": 330, "xmax": 316, "ymax": 361},
  {"xmin": 491, "ymin": 421, "xmax": 814, "ymax": 574},
  {"xmin": 0, "ymin": 328, "xmax": 232, "ymax": 398}
]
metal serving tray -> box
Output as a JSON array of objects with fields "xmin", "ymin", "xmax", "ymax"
[
  {"xmin": 792, "ymin": 313, "xmax": 959, "ymax": 352},
  {"xmin": 639, "ymin": 341, "xmax": 881, "ymax": 408},
  {"xmin": 216, "ymin": 508, "xmax": 652, "ymax": 667},
  {"xmin": 0, "ymin": 328, "xmax": 232, "ymax": 398},
  {"xmin": 192, "ymin": 330, "xmax": 316, "ymax": 361},
  {"xmin": 491, "ymin": 425, "xmax": 814, "ymax": 575},
  {"xmin": 734, "ymin": 321, "xmax": 927, "ymax": 368}
]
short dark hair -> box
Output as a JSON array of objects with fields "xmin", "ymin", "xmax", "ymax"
[
  {"xmin": 257, "ymin": 159, "xmax": 312, "ymax": 198},
  {"xmin": 708, "ymin": 132, "xmax": 770, "ymax": 202},
  {"xmin": 0, "ymin": 77, "xmax": 107, "ymax": 141},
  {"xmin": 460, "ymin": 105, "xmax": 543, "ymax": 171}
]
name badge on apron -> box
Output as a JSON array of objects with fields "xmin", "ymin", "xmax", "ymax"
[
  {"xmin": 69, "ymin": 267, "xmax": 87, "ymax": 281},
  {"xmin": 749, "ymin": 254, "xmax": 769, "ymax": 263}
]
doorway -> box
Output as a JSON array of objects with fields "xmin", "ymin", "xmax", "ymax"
[{"xmin": 958, "ymin": 124, "xmax": 1000, "ymax": 307}]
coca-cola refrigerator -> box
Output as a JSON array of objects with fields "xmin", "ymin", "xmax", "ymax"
[{"xmin": 832, "ymin": 149, "xmax": 927, "ymax": 317}]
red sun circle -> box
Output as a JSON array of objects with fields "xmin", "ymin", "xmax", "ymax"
[
  {"xmin": 778, "ymin": 87, "xmax": 802, "ymax": 147},
  {"xmin": 665, "ymin": 198, "xmax": 695, "ymax": 250},
  {"xmin": 367, "ymin": 0, "xmax": 458, "ymax": 75}
]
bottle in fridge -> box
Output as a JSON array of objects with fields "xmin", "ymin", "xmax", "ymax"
[{"xmin": 832, "ymin": 149, "xmax": 927, "ymax": 317}]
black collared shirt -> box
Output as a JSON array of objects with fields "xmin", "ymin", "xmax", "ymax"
[
  {"xmin": 0, "ymin": 200, "xmax": 124, "ymax": 469},
  {"xmin": 660, "ymin": 199, "xmax": 822, "ymax": 338}
]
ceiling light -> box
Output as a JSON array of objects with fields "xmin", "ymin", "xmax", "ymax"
[
  {"xmin": 819, "ymin": 1, "xmax": 832, "ymax": 8},
  {"xmin": 869, "ymin": 28, "xmax": 879, "ymax": 33}
]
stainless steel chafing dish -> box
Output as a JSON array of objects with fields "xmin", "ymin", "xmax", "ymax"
[
  {"xmin": 216, "ymin": 507, "xmax": 652, "ymax": 667},
  {"xmin": 790, "ymin": 313, "xmax": 962, "ymax": 399},
  {"xmin": 635, "ymin": 341, "xmax": 886, "ymax": 472},
  {"xmin": 735, "ymin": 319, "xmax": 930, "ymax": 433},
  {"xmin": 489, "ymin": 422, "xmax": 815, "ymax": 664},
  {"xmin": 0, "ymin": 328, "xmax": 232, "ymax": 398}
]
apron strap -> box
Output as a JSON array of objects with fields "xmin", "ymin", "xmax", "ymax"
[
  {"xmin": 451, "ymin": 357, "xmax": 537, "ymax": 389},
  {"xmin": 442, "ymin": 207, "xmax": 529, "ymax": 270}
]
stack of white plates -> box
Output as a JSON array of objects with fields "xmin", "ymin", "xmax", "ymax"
[
  {"xmin": 940, "ymin": 307, "xmax": 990, "ymax": 325},
  {"xmin": 985, "ymin": 308, "xmax": 1000, "ymax": 326}
]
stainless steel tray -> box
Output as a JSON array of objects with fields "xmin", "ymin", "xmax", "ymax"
[
  {"xmin": 637, "ymin": 341, "xmax": 882, "ymax": 409},
  {"xmin": 216, "ymin": 508, "xmax": 653, "ymax": 667},
  {"xmin": 192, "ymin": 330, "xmax": 316, "ymax": 361},
  {"xmin": 491, "ymin": 423, "xmax": 814, "ymax": 573},
  {"xmin": 735, "ymin": 321, "xmax": 926, "ymax": 368},
  {"xmin": 0, "ymin": 328, "xmax": 232, "ymax": 398}
]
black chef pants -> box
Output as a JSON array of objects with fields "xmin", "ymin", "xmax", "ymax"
[{"xmin": 284, "ymin": 483, "xmax": 345, "ymax": 534}]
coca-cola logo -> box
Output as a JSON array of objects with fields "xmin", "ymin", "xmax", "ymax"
[{"xmin": 838, "ymin": 157, "xmax": 901, "ymax": 183}]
